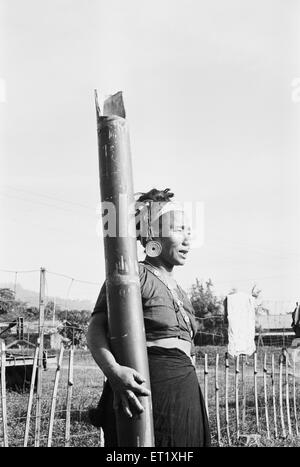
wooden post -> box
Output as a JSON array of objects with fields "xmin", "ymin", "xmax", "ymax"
[
  {"xmin": 271, "ymin": 354, "xmax": 278, "ymax": 438},
  {"xmin": 254, "ymin": 352, "xmax": 260, "ymax": 432},
  {"xmin": 204, "ymin": 353, "xmax": 209, "ymax": 419},
  {"xmin": 263, "ymin": 353, "xmax": 270, "ymax": 439},
  {"xmin": 47, "ymin": 343, "xmax": 64, "ymax": 447},
  {"xmin": 279, "ymin": 354, "xmax": 286, "ymax": 438},
  {"xmin": 215, "ymin": 353, "xmax": 221, "ymax": 445},
  {"xmin": 293, "ymin": 359, "xmax": 299, "ymax": 437},
  {"xmin": 95, "ymin": 91, "xmax": 154, "ymax": 446},
  {"xmin": 24, "ymin": 344, "xmax": 39, "ymax": 447},
  {"xmin": 285, "ymin": 357, "xmax": 292, "ymax": 437},
  {"xmin": 34, "ymin": 267, "xmax": 46, "ymax": 447},
  {"xmin": 225, "ymin": 352, "xmax": 231, "ymax": 445},
  {"xmin": 65, "ymin": 346, "xmax": 74, "ymax": 447},
  {"xmin": 241, "ymin": 354, "xmax": 246, "ymax": 428},
  {"xmin": 235, "ymin": 355, "xmax": 240, "ymax": 439},
  {"xmin": 0, "ymin": 341, "xmax": 8, "ymax": 447}
]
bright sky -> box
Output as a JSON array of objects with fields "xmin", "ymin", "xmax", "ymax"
[{"xmin": 0, "ymin": 0, "xmax": 300, "ymax": 304}]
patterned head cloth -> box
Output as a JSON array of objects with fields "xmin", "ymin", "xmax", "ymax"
[{"xmin": 135, "ymin": 198, "xmax": 186, "ymax": 244}]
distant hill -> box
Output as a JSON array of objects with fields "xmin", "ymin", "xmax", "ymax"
[{"xmin": 0, "ymin": 282, "xmax": 94, "ymax": 312}]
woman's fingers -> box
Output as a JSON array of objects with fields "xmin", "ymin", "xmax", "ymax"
[
  {"xmin": 120, "ymin": 394, "xmax": 133, "ymax": 418},
  {"xmin": 126, "ymin": 390, "xmax": 145, "ymax": 414}
]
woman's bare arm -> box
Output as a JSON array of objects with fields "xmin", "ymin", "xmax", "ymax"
[{"xmin": 87, "ymin": 313, "xmax": 151, "ymax": 417}]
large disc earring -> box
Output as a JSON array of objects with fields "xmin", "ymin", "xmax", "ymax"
[{"xmin": 145, "ymin": 240, "xmax": 162, "ymax": 258}]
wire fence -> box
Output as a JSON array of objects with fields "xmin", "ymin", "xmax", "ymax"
[
  {"xmin": 1, "ymin": 344, "xmax": 300, "ymax": 447},
  {"xmin": 0, "ymin": 267, "xmax": 300, "ymax": 447}
]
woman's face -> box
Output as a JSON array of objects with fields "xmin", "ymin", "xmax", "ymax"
[{"xmin": 156, "ymin": 210, "xmax": 192, "ymax": 266}]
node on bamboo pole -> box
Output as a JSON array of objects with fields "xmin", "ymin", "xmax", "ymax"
[
  {"xmin": 65, "ymin": 346, "xmax": 74, "ymax": 447},
  {"xmin": 95, "ymin": 90, "xmax": 154, "ymax": 447}
]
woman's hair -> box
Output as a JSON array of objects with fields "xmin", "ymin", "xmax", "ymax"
[
  {"xmin": 135, "ymin": 188, "xmax": 174, "ymax": 246},
  {"xmin": 136, "ymin": 188, "xmax": 174, "ymax": 203}
]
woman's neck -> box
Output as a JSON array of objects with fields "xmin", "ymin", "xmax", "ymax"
[{"xmin": 144, "ymin": 256, "xmax": 174, "ymax": 276}]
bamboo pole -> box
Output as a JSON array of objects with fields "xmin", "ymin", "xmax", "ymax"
[
  {"xmin": 271, "ymin": 354, "xmax": 278, "ymax": 438},
  {"xmin": 285, "ymin": 356, "xmax": 292, "ymax": 437},
  {"xmin": 204, "ymin": 353, "xmax": 209, "ymax": 419},
  {"xmin": 254, "ymin": 352, "xmax": 260, "ymax": 432},
  {"xmin": 24, "ymin": 344, "xmax": 39, "ymax": 447},
  {"xmin": 241, "ymin": 354, "xmax": 246, "ymax": 428},
  {"xmin": 225, "ymin": 352, "xmax": 231, "ymax": 445},
  {"xmin": 65, "ymin": 346, "xmax": 74, "ymax": 447},
  {"xmin": 279, "ymin": 354, "xmax": 286, "ymax": 438},
  {"xmin": 263, "ymin": 353, "xmax": 270, "ymax": 439},
  {"xmin": 95, "ymin": 90, "xmax": 154, "ymax": 446},
  {"xmin": 235, "ymin": 355, "xmax": 240, "ymax": 439},
  {"xmin": 34, "ymin": 267, "xmax": 46, "ymax": 446},
  {"xmin": 47, "ymin": 343, "xmax": 64, "ymax": 447},
  {"xmin": 293, "ymin": 358, "xmax": 299, "ymax": 437},
  {"xmin": 215, "ymin": 353, "xmax": 221, "ymax": 445},
  {"xmin": 1, "ymin": 341, "xmax": 8, "ymax": 447}
]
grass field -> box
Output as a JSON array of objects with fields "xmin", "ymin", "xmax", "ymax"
[{"xmin": 2, "ymin": 346, "xmax": 300, "ymax": 447}]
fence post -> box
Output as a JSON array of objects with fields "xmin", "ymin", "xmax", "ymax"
[
  {"xmin": 65, "ymin": 346, "xmax": 74, "ymax": 447},
  {"xmin": 285, "ymin": 356, "xmax": 292, "ymax": 437},
  {"xmin": 47, "ymin": 343, "xmax": 64, "ymax": 447},
  {"xmin": 1, "ymin": 341, "xmax": 8, "ymax": 447},
  {"xmin": 241, "ymin": 354, "xmax": 246, "ymax": 428},
  {"xmin": 254, "ymin": 352, "xmax": 260, "ymax": 432},
  {"xmin": 293, "ymin": 359, "xmax": 299, "ymax": 437},
  {"xmin": 271, "ymin": 354, "xmax": 278, "ymax": 438},
  {"xmin": 215, "ymin": 353, "xmax": 221, "ymax": 445},
  {"xmin": 204, "ymin": 354, "xmax": 209, "ymax": 419},
  {"xmin": 24, "ymin": 343, "xmax": 39, "ymax": 447},
  {"xmin": 235, "ymin": 355, "xmax": 240, "ymax": 439},
  {"xmin": 263, "ymin": 353, "xmax": 270, "ymax": 439},
  {"xmin": 279, "ymin": 354, "xmax": 286, "ymax": 438},
  {"xmin": 34, "ymin": 267, "xmax": 46, "ymax": 447},
  {"xmin": 225, "ymin": 352, "xmax": 231, "ymax": 445}
]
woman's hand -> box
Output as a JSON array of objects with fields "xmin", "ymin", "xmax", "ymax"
[{"xmin": 107, "ymin": 364, "xmax": 151, "ymax": 418}]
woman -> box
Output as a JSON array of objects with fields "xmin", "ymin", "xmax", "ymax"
[{"xmin": 87, "ymin": 188, "xmax": 211, "ymax": 447}]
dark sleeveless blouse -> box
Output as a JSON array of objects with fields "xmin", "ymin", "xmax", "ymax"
[{"xmin": 92, "ymin": 261, "xmax": 197, "ymax": 344}]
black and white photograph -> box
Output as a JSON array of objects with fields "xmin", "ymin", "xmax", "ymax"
[{"xmin": 0, "ymin": 0, "xmax": 300, "ymax": 452}]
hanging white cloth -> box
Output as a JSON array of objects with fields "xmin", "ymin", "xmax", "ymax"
[{"xmin": 226, "ymin": 291, "xmax": 256, "ymax": 357}]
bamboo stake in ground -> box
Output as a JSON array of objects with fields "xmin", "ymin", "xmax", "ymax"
[
  {"xmin": 271, "ymin": 354, "xmax": 278, "ymax": 438},
  {"xmin": 65, "ymin": 346, "xmax": 74, "ymax": 447},
  {"xmin": 34, "ymin": 267, "xmax": 46, "ymax": 447},
  {"xmin": 235, "ymin": 355, "xmax": 240, "ymax": 439},
  {"xmin": 24, "ymin": 344, "xmax": 39, "ymax": 447},
  {"xmin": 279, "ymin": 354, "xmax": 286, "ymax": 438},
  {"xmin": 263, "ymin": 353, "xmax": 270, "ymax": 439},
  {"xmin": 204, "ymin": 353, "xmax": 209, "ymax": 419},
  {"xmin": 285, "ymin": 355, "xmax": 292, "ymax": 437},
  {"xmin": 293, "ymin": 358, "xmax": 299, "ymax": 437},
  {"xmin": 254, "ymin": 352, "xmax": 260, "ymax": 432},
  {"xmin": 225, "ymin": 352, "xmax": 231, "ymax": 445},
  {"xmin": 241, "ymin": 354, "xmax": 246, "ymax": 428},
  {"xmin": 215, "ymin": 353, "xmax": 221, "ymax": 445},
  {"xmin": 0, "ymin": 340, "xmax": 8, "ymax": 447},
  {"xmin": 47, "ymin": 343, "xmax": 64, "ymax": 447}
]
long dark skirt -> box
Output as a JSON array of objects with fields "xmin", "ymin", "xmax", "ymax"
[{"xmin": 93, "ymin": 347, "xmax": 211, "ymax": 447}]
